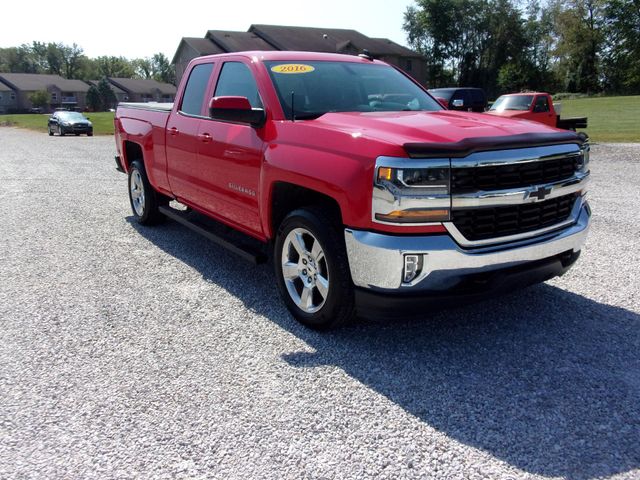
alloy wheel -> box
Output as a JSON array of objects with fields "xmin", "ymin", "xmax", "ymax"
[{"xmin": 281, "ymin": 227, "xmax": 330, "ymax": 313}]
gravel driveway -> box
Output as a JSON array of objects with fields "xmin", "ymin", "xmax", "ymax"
[{"xmin": 0, "ymin": 128, "xmax": 638, "ymax": 480}]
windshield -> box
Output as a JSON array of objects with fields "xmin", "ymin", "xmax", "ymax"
[
  {"xmin": 490, "ymin": 95, "xmax": 534, "ymax": 112},
  {"xmin": 57, "ymin": 112, "xmax": 87, "ymax": 121},
  {"xmin": 265, "ymin": 61, "xmax": 442, "ymax": 120}
]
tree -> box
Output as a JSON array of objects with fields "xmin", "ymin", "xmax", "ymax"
[
  {"xmin": 86, "ymin": 85, "xmax": 102, "ymax": 111},
  {"xmin": 59, "ymin": 43, "xmax": 84, "ymax": 79},
  {"xmin": 551, "ymin": 0, "xmax": 604, "ymax": 93},
  {"xmin": 151, "ymin": 53, "xmax": 175, "ymax": 85},
  {"xmin": 498, "ymin": 61, "xmax": 536, "ymax": 92},
  {"xmin": 403, "ymin": 0, "xmax": 532, "ymax": 96},
  {"xmin": 0, "ymin": 45, "xmax": 39, "ymax": 73},
  {"xmin": 132, "ymin": 53, "xmax": 176, "ymax": 84},
  {"xmin": 602, "ymin": 0, "xmax": 640, "ymax": 93},
  {"xmin": 30, "ymin": 42, "xmax": 51, "ymax": 73},
  {"xmin": 29, "ymin": 90, "xmax": 50, "ymax": 109},
  {"xmin": 95, "ymin": 56, "xmax": 135, "ymax": 78},
  {"xmin": 75, "ymin": 56, "xmax": 101, "ymax": 81},
  {"xmin": 97, "ymin": 78, "xmax": 117, "ymax": 110},
  {"xmin": 404, "ymin": 0, "xmax": 471, "ymax": 87},
  {"xmin": 133, "ymin": 58, "xmax": 153, "ymax": 79}
]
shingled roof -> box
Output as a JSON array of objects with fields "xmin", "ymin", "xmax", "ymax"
[
  {"xmin": 0, "ymin": 73, "xmax": 90, "ymax": 92},
  {"xmin": 108, "ymin": 78, "xmax": 177, "ymax": 96},
  {"xmin": 247, "ymin": 25, "xmax": 414, "ymax": 57},
  {"xmin": 206, "ymin": 30, "xmax": 278, "ymax": 52},
  {"xmin": 370, "ymin": 38, "xmax": 424, "ymax": 58},
  {"xmin": 0, "ymin": 81, "xmax": 13, "ymax": 92},
  {"xmin": 85, "ymin": 80, "xmax": 127, "ymax": 95},
  {"xmin": 172, "ymin": 37, "xmax": 225, "ymax": 64}
]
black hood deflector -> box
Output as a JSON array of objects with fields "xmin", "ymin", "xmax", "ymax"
[{"xmin": 404, "ymin": 131, "xmax": 584, "ymax": 158}]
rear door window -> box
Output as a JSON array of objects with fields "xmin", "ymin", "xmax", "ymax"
[{"xmin": 180, "ymin": 63, "xmax": 214, "ymax": 116}]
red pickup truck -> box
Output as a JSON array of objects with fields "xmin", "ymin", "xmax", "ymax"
[
  {"xmin": 114, "ymin": 51, "xmax": 591, "ymax": 329},
  {"xmin": 487, "ymin": 92, "xmax": 588, "ymax": 131}
]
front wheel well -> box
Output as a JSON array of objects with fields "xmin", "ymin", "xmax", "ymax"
[{"xmin": 270, "ymin": 182, "xmax": 343, "ymax": 236}]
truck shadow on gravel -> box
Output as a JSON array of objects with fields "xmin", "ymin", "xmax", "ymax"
[{"xmin": 130, "ymin": 217, "xmax": 639, "ymax": 480}]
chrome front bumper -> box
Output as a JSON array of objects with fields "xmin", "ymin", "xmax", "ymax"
[{"xmin": 345, "ymin": 200, "xmax": 591, "ymax": 292}]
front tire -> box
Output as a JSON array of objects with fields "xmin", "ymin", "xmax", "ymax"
[
  {"xmin": 128, "ymin": 160, "xmax": 167, "ymax": 225},
  {"xmin": 274, "ymin": 207, "xmax": 355, "ymax": 330}
]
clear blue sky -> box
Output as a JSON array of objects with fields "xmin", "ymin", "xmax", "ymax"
[{"xmin": 2, "ymin": 0, "xmax": 415, "ymax": 60}]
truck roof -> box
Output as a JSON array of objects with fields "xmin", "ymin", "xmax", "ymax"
[{"xmin": 193, "ymin": 50, "xmax": 387, "ymax": 65}]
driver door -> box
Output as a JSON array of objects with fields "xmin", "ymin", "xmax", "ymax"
[{"xmin": 532, "ymin": 95, "xmax": 555, "ymax": 127}]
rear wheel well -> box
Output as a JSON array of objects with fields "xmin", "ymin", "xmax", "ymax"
[
  {"xmin": 123, "ymin": 141, "xmax": 143, "ymax": 170},
  {"xmin": 271, "ymin": 182, "xmax": 343, "ymax": 236}
]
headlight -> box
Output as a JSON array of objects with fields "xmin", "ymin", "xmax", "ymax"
[
  {"xmin": 87, "ymin": 122, "xmax": 92, "ymax": 127},
  {"xmin": 372, "ymin": 158, "xmax": 451, "ymax": 224}
]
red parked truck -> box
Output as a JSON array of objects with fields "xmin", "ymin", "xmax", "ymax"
[
  {"xmin": 487, "ymin": 92, "xmax": 588, "ymax": 131},
  {"xmin": 114, "ymin": 52, "xmax": 591, "ymax": 329}
]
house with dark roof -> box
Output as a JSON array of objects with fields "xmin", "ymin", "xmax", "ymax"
[
  {"xmin": 0, "ymin": 73, "xmax": 90, "ymax": 112},
  {"xmin": 172, "ymin": 38, "xmax": 226, "ymax": 86},
  {"xmin": 172, "ymin": 24, "xmax": 427, "ymax": 85},
  {"xmin": 107, "ymin": 78, "xmax": 177, "ymax": 103},
  {"xmin": 85, "ymin": 80, "xmax": 129, "ymax": 109},
  {"xmin": 0, "ymin": 81, "xmax": 17, "ymax": 114},
  {"xmin": 206, "ymin": 30, "xmax": 278, "ymax": 52}
]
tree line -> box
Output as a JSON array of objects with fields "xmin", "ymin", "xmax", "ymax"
[
  {"xmin": 404, "ymin": 0, "xmax": 640, "ymax": 97},
  {"xmin": 0, "ymin": 42, "xmax": 175, "ymax": 85}
]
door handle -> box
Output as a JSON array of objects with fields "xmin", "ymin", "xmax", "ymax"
[
  {"xmin": 169, "ymin": 127, "xmax": 179, "ymax": 136},
  {"xmin": 198, "ymin": 133, "xmax": 212, "ymax": 143}
]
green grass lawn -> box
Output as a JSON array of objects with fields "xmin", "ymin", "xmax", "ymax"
[
  {"xmin": 0, "ymin": 111, "xmax": 114, "ymax": 135},
  {"xmin": 559, "ymin": 95, "xmax": 639, "ymax": 143}
]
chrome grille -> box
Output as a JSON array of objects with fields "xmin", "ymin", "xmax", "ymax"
[
  {"xmin": 451, "ymin": 154, "xmax": 580, "ymax": 193},
  {"xmin": 448, "ymin": 144, "xmax": 587, "ymax": 245},
  {"xmin": 451, "ymin": 193, "xmax": 579, "ymax": 241}
]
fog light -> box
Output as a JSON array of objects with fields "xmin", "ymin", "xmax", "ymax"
[{"xmin": 403, "ymin": 254, "xmax": 423, "ymax": 283}]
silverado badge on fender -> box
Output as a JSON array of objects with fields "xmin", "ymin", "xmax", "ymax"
[{"xmin": 228, "ymin": 183, "xmax": 256, "ymax": 197}]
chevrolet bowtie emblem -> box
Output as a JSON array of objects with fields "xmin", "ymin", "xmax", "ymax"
[{"xmin": 529, "ymin": 186, "xmax": 552, "ymax": 201}]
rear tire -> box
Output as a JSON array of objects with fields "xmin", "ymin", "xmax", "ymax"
[
  {"xmin": 274, "ymin": 207, "xmax": 355, "ymax": 330},
  {"xmin": 128, "ymin": 160, "xmax": 168, "ymax": 225}
]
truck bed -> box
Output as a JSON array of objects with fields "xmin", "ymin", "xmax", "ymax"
[
  {"xmin": 117, "ymin": 102, "xmax": 174, "ymax": 113},
  {"xmin": 558, "ymin": 117, "xmax": 588, "ymax": 130}
]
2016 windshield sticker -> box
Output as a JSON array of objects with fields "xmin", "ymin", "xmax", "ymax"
[{"xmin": 271, "ymin": 64, "xmax": 315, "ymax": 74}]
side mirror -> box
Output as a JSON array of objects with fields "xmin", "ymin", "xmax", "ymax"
[
  {"xmin": 451, "ymin": 98, "xmax": 465, "ymax": 109},
  {"xmin": 209, "ymin": 96, "xmax": 266, "ymax": 127}
]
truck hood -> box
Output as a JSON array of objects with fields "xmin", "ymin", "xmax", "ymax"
[{"xmin": 311, "ymin": 110, "xmax": 556, "ymax": 147}]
